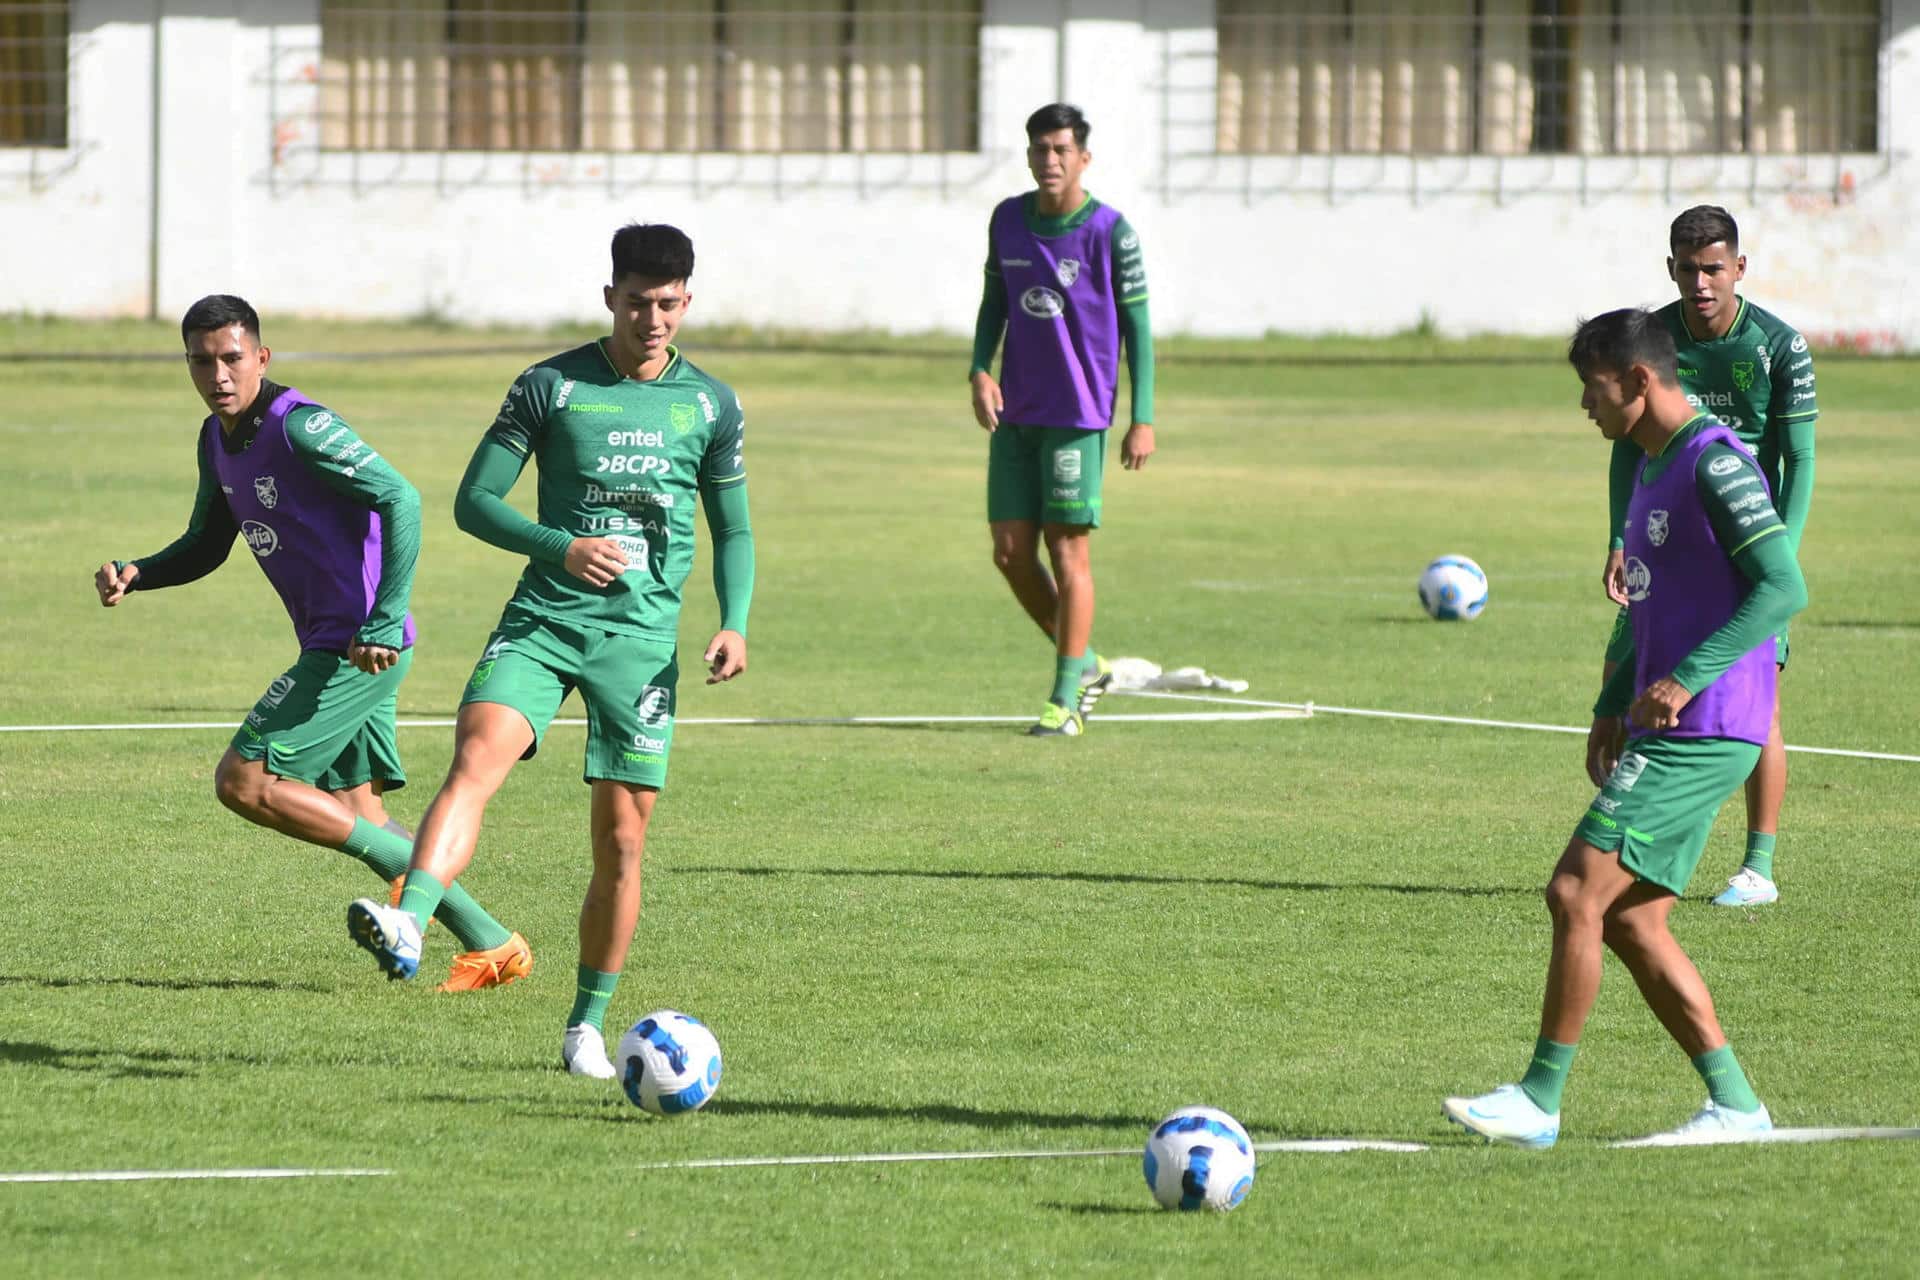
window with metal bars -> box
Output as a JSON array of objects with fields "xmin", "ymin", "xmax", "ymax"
[
  {"xmin": 1216, "ymin": 1, "xmax": 1880, "ymax": 156},
  {"xmin": 318, "ymin": 0, "xmax": 981, "ymax": 153},
  {"xmin": 0, "ymin": 0, "xmax": 68, "ymax": 148}
]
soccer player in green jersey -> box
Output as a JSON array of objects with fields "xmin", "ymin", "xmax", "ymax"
[
  {"xmin": 95, "ymin": 295, "xmax": 524, "ymax": 988},
  {"xmin": 1599, "ymin": 206, "xmax": 1817, "ymax": 908},
  {"xmin": 1446, "ymin": 308, "xmax": 1805, "ymax": 1149},
  {"xmin": 969, "ymin": 103, "xmax": 1156, "ymax": 736},
  {"xmin": 346, "ymin": 224, "xmax": 755, "ymax": 1079}
]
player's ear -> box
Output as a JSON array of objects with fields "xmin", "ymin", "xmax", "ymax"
[
  {"xmin": 1665, "ymin": 255, "xmax": 1678, "ymax": 280},
  {"xmin": 1734, "ymin": 254, "xmax": 1747, "ymax": 281},
  {"xmin": 603, "ymin": 283, "xmax": 615, "ymax": 313},
  {"xmin": 257, "ymin": 344, "xmax": 271, "ymax": 369}
]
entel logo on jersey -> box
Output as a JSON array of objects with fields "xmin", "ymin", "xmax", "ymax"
[
  {"xmin": 1646, "ymin": 509, "xmax": 1669, "ymax": 546},
  {"xmin": 1707, "ymin": 456, "xmax": 1744, "ymax": 478},
  {"xmin": 241, "ymin": 520, "xmax": 280, "ymax": 558},
  {"xmin": 253, "ymin": 476, "xmax": 279, "ymax": 509},
  {"xmin": 1020, "ymin": 286, "xmax": 1065, "ymax": 318},
  {"xmin": 1624, "ymin": 556, "xmax": 1651, "ymax": 603}
]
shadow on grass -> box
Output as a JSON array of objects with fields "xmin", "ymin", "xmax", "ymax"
[
  {"xmin": 0, "ymin": 974, "xmax": 329, "ymax": 993},
  {"xmin": 1042, "ymin": 1202, "xmax": 1159, "ymax": 1216},
  {"xmin": 680, "ymin": 864, "xmax": 1532, "ymax": 900},
  {"xmin": 703, "ymin": 1097, "xmax": 1161, "ymax": 1131},
  {"xmin": 0, "ymin": 1040, "xmax": 197, "ymax": 1079}
]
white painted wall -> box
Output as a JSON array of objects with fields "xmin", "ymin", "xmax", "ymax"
[{"xmin": 2, "ymin": 0, "xmax": 1914, "ymax": 347}]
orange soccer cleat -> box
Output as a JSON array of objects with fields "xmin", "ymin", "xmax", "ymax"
[{"xmin": 436, "ymin": 932, "xmax": 533, "ymax": 993}]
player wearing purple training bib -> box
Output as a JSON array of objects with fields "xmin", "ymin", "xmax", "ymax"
[
  {"xmin": 94, "ymin": 295, "xmax": 524, "ymax": 986},
  {"xmin": 969, "ymin": 103, "xmax": 1156, "ymax": 737},
  {"xmin": 1444, "ymin": 309, "xmax": 1806, "ymax": 1151}
]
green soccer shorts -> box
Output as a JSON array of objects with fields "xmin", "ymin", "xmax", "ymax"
[
  {"xmin": 231, "ymin": 648, "xmax": 411, "ymax": 792},
  {"xmin": 987, "ymin": 423, "xmax": 1107, "ymax": 527},
  {"xmin": 462, "ymin": 606, "xmax": 679, "ymax": 788},
  {"xmin": 1573, "ymin": 735, "xmax": 1763, "ymax": 896},
  {"xmin": 1606, "ymin": 606, "xmax": 1790, "ymax": 672}
]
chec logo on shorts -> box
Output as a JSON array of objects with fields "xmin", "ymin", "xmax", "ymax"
[
  {"xmin": 1055, "ymin": 258, "xmax": 1081, "ymax": 287},
  {"xmin": 1707, "ymin": 455, "xmax": 1744, "ymax": 478},
  {"xmin": 253, "ymin": 475, "xmax": 279, "ymax": 509},
  {"xmin": 1624, "ymin": 556, "xmax": 1651, "ymax": 603},
  {"xmin": 262, "ymin": 674, "xmax": 297, "ymax": 708},
  {"xmin": 637, "ymin": 685, "xmax": 673, "ymax": 728},
  {"xmin": 1645, "ymin": 509, "xmax": 1669, "ymax": 547},
  {"xmin": 241, "ymin": 520, "xmax": 280, "ymax": 558},
  {"xmin": 303, "ymin": 411, "xmax": 333, "ymax": 435},
  {"xmin": 1053, "ymin": 451, "xmax": 1082, "ymax": 483},
  {"xmin": 1611, "ymin": 752, "xmax": 1649, "ymax": 792},
  {"xmin": 1020, "ymin": 286, "xmax": 1065, "ymax": 319}
]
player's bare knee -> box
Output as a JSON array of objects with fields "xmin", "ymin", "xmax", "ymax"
[
  {"xmin": 213, "ymin": 756, "xmax": 268, "ymax": 819},
  {"xmin": 1543, "ymin": 874, "xmax": 1593, "ymax": 928}
]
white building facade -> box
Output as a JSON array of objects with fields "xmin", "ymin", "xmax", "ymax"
[{"xmin": 2, "ymin": 1, "xmax": 1913, "ymax": 347}]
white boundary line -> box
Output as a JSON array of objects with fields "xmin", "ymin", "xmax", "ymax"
[
  {"xmin": 630, "ymin": 1139, "xmax": 1427, "ymax": 1171},
  {"xmin": 0, "ymin": 1167, "xmax": 391, "ymax": 1184},
  {"xmin": 1610, "ymin": 1126, "xmax": 1920, "ymax": 1149},
  {"xmin": 1, "ymin": 692, "xmax": 1912, "ymax": 763}
]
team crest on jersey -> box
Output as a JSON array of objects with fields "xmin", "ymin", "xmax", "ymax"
[
  {"xmin": 1624, "ymin": 556, "xmax": 1651, "ymax": 603},
  {"xmin": 1730, "ymin": 361, "xmax": 1756, "ymax": 391},
  {"xmin": 1020, "ymin": 286, "xmax": 1065, "ymax": 319},
  {"xmin": 670, "ymin": 403, "xmax": 698, "ymax": 435},
  {"xmin": 1646, "ymin": 509, "xmax": 1669, "ymax": 547},
  {"xmin": 253, "ymin": 475, "xmax": 279, "ymax": 509},
  {"xmin": 1055, "ymin": 258, "xmax": 1081, "ymax": 287}
]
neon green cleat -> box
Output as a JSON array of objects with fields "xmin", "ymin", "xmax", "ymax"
[{"xmin": 1027, "ymin": 701, "xmax": 1085, "ymax": 737}]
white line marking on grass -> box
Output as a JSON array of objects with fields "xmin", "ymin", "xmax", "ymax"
[
  {"xmin": 1117, "ymin": 691, "xmax": 1920, "ymax": 764},
  {"xmin": 0, "ymin": 1167, "xmax": 391, "ymax": 1184},
  {"xmin": 5, "ymin": 698, "xmax": 1911, "ymax": 764},
  {"xmin": 1610, "ymin": 1126, "xmax": 1920, "ymax": 1150},
  {"xmin": 630, "ymin": 1139, "xmax": 1425, "ymax": 1171}
]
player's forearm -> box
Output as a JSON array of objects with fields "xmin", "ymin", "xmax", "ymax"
[
  {"xmin": 1593, "ymin": 652, "xmax": 1636, "ymax": 718},
  {"xmin": 969, "ymin": 273, "xmax": 1008, "ymax": 376},
  {"xmin": 1119, "ymin": 297, "xmax": 1155, "ymax": 424},
  {"xmin": 703, "ymin": 483, "xmax": 754, "ymax": 634},
  {"xmin": 1777, "ymin": 421, "xmax": 1816, "ymax": 550},
  {"xmin": 358, "ymin": 481, "xmax": 421, "ymax": 649},
  {"xmin": 1669, "ymin": 537, "xmax": 1807, "ymax": 693},
  {"xmin": 1607, "ymin": 439, "xmax": 1637, "ymax": 550},
  {"xmin": 129, "ymin": 531, "xmax": 234, "ymax": 589},
  {"xmin": 453, "ymin": 438, "xmax": 572, "ymax": 565}
]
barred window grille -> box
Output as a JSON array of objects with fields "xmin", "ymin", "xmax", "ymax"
[
  {"xmin": 319, "ymin": 1, "xmax": 981, "ymax": 154},
  {"xmin": 0, "ymin": 0, "xmax": 68, "ymax": 148},
  {"xmin": 1217, "ymin": 1, "xmax": 1880, "ymax": 156}
]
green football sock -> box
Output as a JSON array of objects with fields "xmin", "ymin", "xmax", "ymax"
[
  {"xmin": 339, "ymin": 817, "xmax": 412, "ymax": 880},
  {"xmin": 346, "ymin": 820, "xmax": 513, "ymax": 952},
  {"xmin": 1519, "ymin": 1037, "xmax": 1578, "ymax": 1114},
  {"xmin": 1692, "ymin": 1044, "xmax": 1763, "ymax": 1114},
  {"xmin": 1741, "ymin": 833, "xmax": 1776, "ymax": 880},
  {"xmin": 569, "ymin": 966, "xmax": 621, "ymax": 1031},
  {"xmin": 1049, "ymin": 649, "xmax": 1094, "ymax": 708}
]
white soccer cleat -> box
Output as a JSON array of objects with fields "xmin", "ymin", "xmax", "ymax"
[
  {"xmin": 1628, "ymin": 1100, "xmax": 1774, "ymax": 1146},
  {"xmin": 562, "ymin": 1024, "xmax": 616, "ymax": 1079},
  {"xmin": 1442, "ymin": 1084, "xmax": 1560, "ymax": 1150},
  {"xmin": 1711, "ymin": 868, "xmax": 1779, "ymax": 907},
  {"xmin": 347, "ymin": 898, "xmax": 422, "ymax": 980}
]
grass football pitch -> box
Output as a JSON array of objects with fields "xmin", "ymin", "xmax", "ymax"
[{"xmin": 1, "ymin": 320, "xmax": 1916, "ymax": 1275}]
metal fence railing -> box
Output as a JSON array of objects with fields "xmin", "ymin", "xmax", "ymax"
[
  {"xmin": 1212, "ymin": 1, "xmax": 1881, "ymax": 157},
  {"xmin": 308, "ymin": 1, "xmax": 981, "ymax": 155}
]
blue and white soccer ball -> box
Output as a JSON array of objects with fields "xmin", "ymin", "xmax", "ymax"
[
  {"xmin": 1142, "ymin": 1106, "xmax": 1256, "ymax": 1212},
  {"xmin": 617, "ymin": 1010, "xmax": 723, "ymax": 1115},
  {"xmin": 1417, "ymin": 554, "xmax": 1489, "ymax": 621}
]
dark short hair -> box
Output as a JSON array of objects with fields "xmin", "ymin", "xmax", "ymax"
[
  {"xmin": 1025, "ymin": 102, "xmax": 1089, "ymax": 148},
  {"xmin": 611, "ymin": 223, "xmax": 695, "ymax": 285},
  {"xmin": 1568, "ymin": 308, "xmax": 1680, "ymax": 387},
  {"xmin": 180, "ymin": 294, "xmax": 261, "ymax": 346},
  {"xmin": 1670, "ymin": 204, "xmax": 1740, "ymax": 256}
]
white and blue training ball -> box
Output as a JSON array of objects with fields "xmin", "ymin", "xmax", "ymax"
[
  {"xmin": 1142, "ymin": 1105, "xmax": 1256, "ymax": 1212},
  {"xmin": 618, "ymin": 1010, "xmax": 723, "ymax": 1115},
  {"xmin": 1417, "ymin": 554, "xmax": 1489, "ymax": 621}
]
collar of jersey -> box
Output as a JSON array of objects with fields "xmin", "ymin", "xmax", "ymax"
[{"xmin": 594, "ymin": 337, "xmax": 681, "ymax": 383}]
